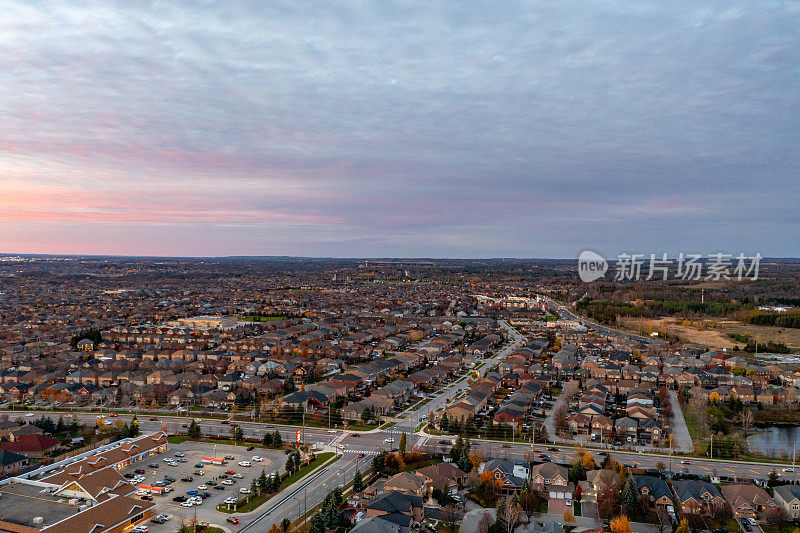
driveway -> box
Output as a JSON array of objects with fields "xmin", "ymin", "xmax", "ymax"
[{"xmin": 668, "ymin": 390, "xmax": 694, "ymax": 453}]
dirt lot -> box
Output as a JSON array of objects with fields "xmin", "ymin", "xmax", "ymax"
[
  {"xmin": 120, "ymin": 440, "xmax": 286, "ymax": 532},
  {"xmin": 620, "ymin": 317, "xmax": 800, "ymax": 351}
]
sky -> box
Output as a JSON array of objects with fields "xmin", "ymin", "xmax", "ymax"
[{"xmin": 1, "ymin": 1, "xmax": 798, "ymax": 258}]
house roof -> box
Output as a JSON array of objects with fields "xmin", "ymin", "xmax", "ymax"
[{"xmin": 672, "ymin": 479, "xmax": 722, "ymax": 504}]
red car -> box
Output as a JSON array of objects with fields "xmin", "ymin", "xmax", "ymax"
[
  {"xmin": 227, "ymin": 518, "xmax": 240, "ymax": 524},
  {"xmin": 357, "ymin": 454, "xmax": 364, "ymax": 458},
  {"xmin": 149, "ymin": 417, "xmax": 158, "ymax": 421},
  {"xmin": 225, "ymin": 470, "xmax": 236, "ymax": 475}
]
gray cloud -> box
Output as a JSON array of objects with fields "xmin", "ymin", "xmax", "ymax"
[{"xmin": 0, "ymin": 1, "xmax": 797, "ymax": 257}]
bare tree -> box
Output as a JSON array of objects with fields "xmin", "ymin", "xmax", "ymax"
[
  {"xmin": 501, "ymin": 495, "xmax": 522, "ymax": 533},
  {"xmin": 742, "ymin": 409, "xmax": 754, "ymax": 429},
  {"xmin": 477, "ymin": 511, "xmax": 493, "ymax": 533}
]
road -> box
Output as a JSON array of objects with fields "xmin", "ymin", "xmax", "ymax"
[{"xmin": 541, "ymin": 296, "xmax": 665, "ymax": 345}]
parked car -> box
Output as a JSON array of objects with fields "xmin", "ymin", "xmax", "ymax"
[
  {"xmin": 232, "ymin": 473, "xmax": 244, "ymax": 479},
  {"xmin": 174, "ymin": 452, "xmax": 185, "ymax": 457},
  {"xmin": 148, "ymin": 463, "xmax": 159, "ymax": 468},
  {"xmin": 214, "ymin": 485, "xmax": 225, "ymax": 490},
  {"xmin": 224, "ymin": 497, "xmax": 238, "ymax": 504},
  {"xmin": 172, "ymin": 496, "xmax": 187, "ymax": 503},
  {"xmin": 180, "ymin": 501, "xmax": 193, "ymax": 508},
  {"xmin": 224, "ymin": 455, "xmax": 235, "ymax": 460},
  {"xmin": 186, "ymin": 490, "xmax": 199, "ymax": 495},
  {"xmin": 181, "ymin": 476, "xmax": 194, "ymax": 482},
  {"xmin": 252, "ymin": 456, "xmax": 263, "ymax": 462},
  {"xmin": 239, "ymin": 488, "xmax": 252, "ymax": 494},
  {"xmin": 238, "ymin": 461, "xmax": 252, "ymax": 467},
  {"xmin": 246, "ymin": 446, "xmax": 254, "ymax": 451},
  {"xmin": 227, "ymin": 517, "xmax": 240, "ymax": 524}
]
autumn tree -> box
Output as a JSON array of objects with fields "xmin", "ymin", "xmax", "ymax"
[
  {"xmin": 563, "ymin": 511, "xmax": 575, "ymax": 524},
  {"xmin": 766, "ymin": 506, "xmax": 790, "ymax": 533},
  {"xmin": 610, "ymin": 516, "xmax": 632, "ymax": 533},
  {"xmin": 597, "ymin": 488, "xmax": 622, "ymax": 520}
]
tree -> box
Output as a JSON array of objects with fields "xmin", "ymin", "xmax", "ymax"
[
  {"xmin": 573, "ymin": 484, "xmax": 582, "ymax": 503},
  {"xmin": 766, "ymin": 506, "xmax": 790, "ymax": 533},
  {"xmin": 580, "ymin": 452, "xmax": 596, "ymax": 470},
  {"xmin": 655, "ymin": 461, "xmax": 666, "ymax": 472},
  {"xmin": 231, "ymin": 424, "xmax": 244, "ymax": 442},
  {"xmin": 610, "ymin": 516, "xmax": 631, "ymax": 533},
  {"xmin": 769, "ymin": 469, "xmax": 779, "ymax": 487},
  {"xmin": 440, "ymin": 413, "xmax": 449, "ymax": 431},
  {"xmin": 280, "ymin": 518, "xmax": 291, "ymax": 532},
  {"xmin": 399, "ymin": 432, "xmax": 407, "ymax": 456},
  {"xmin": 442, "ymin": 504, "xmax": 460, "ymax": 533},
  {"xmin": 187, "ymin": 420, "xmax": 201, "ymax": 438},
  {"xmin": 372, "ymin": 451, "xmax": 386, "ymax": 475},
  {"xmin": 129, "ymin": 418, "xmax": 140, "ymax": 438},
  {"xmin": 621, "ymin": 475, "xmax": 637, "ymax": 515},
  {"xmin": 563, "ymin": 511, "xmax": 575, "ymax": 524},
  {"xmin": 714, "ymin": 503, "xmax": 733, "ymax": 530},
  {"xmin": 353, "ymin": 469, "xmax": 364, "ymax": 493},
  {"xmin": 262, "ymin": 432, "xmax": 273, "ymax": 446},
  {"xmin": 272, "ymin": 429, "xmax": 282, "ymax": 446},
  {"xmin": 268, "ymin": 524, "xmax": 280, "ymax": 533},
  {"xmin": 499, "ymin": 495, "xmax": 522, "ymax": 533},
  {"xmin": 258, "ymin": 470, "xmax": 268, "ymax": 494},
  {"xmin": 676, "ymin": 518, "xmax": 689, "ymax": 533},
  {"xmin": 742, "ymin": 409, "xmax": 754, "ymax": 429},
  {"xmin": 384, "ymin": 452, "xmax": 405, "ymax": 475},
  {"xmin": 597, "ymin": 488, "xmax": 622, "ymax": 520},
  {"xmin": 478, "ymin": 511, "xmax": 493, "ymax": 533},
  {"xmin": 519, "ymin": 489, "xmax": 540, "ymax": 519}
]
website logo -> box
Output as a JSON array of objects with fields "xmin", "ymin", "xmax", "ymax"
[{"xmin": 578, "ymin": 250, "xmax": 608, "ymax": 282}]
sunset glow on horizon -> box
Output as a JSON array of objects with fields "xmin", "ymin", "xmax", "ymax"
[{"xmin": 2, "ymin": 2, "xmax": 798, "ymax": 258}]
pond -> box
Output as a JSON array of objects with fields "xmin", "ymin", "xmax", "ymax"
[{"xmin": 748, "ymin": 426, "xmax": 800, "ymax": 458}]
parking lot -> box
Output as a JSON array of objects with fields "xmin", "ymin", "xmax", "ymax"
[{"xmin": 119, "ymin": 440, "xmax": 288, "ymax": 531}]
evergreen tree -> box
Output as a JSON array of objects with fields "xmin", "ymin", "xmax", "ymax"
[
  {"xmin": 621, "ymin": 475, "xmax": 637, "ymax": 515},
  {"xmin": 353, "ymin": 469, "xmax": 364, "ymax": 493},
  {"xmin": 440, "ymin": 413, "xmax": 449, "ymax": 431},
  {"xmin": 273, "ymin": 430, "xmax": 282, "ymax": 445},
  {"xmin": 262, "ymin": 432, "xmax": 273, "ymax": 446},
  {"xmin": 399, "ymin": 432, "xmax": 407, "ymax": 456},
  {"xmin": 187, "ymin": 420, "xmax": 201, "ymax": 438}
]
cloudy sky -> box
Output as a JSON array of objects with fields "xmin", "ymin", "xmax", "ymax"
[{"xmin": 1, "ymin": 1, "xmax": 798, "ymax": 258}]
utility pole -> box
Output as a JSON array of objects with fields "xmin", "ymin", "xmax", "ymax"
[
  {"xmin": 302, "ymin": 408, "xmax": 305, "ymax": 447},
  {"xmin": 793, "ymin": 442, "xmax": 796, "ymax": 483},
  {"xmin": 710, "ymin": 434, "xmax": 713, "ymax": 459}
]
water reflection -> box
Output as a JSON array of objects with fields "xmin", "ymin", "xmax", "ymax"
[{"xmin": 748, "ymin": 426, "xmax": 800, "ymax": 458}]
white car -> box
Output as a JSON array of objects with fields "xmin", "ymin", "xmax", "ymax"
[
  {"xmin": 238, "ymin": 461, "xmax": 251, "ymax": 467},
  {"xmin": 180, "ymin": 501, "xmax": 193, "ymax": 508},
  {"xmin": 327, "ymin": 429, "xmax": 336, "ymax": 433},
  {"xmin": 25, "ymin": 413, "xmax": 35, "ymax": 417},
  {"xmin": 232, "ymin": 473, "xmax": 244, "ymax": 479},
  {"xmin": 133, "ymin": 526, "xmax": 149, "ymax": 533},
  {"xmin": 197, "ymin": 485, "xmax": 207, "ymax": 490},
  {"xmin": 224, "ymin": 497, "xmax": 238, "ymax": 504},
  {"xmin": 252, "ymin": 456, "xmax": 263, "ymax": 462},
  {"xmin": 222, "ymin": 479, "xmax": 234, "ymax": 485},
  {"xmin": 384, "ymin": 438, "xmax": 394, "ymax": 443},
  {"xmin": 239, "ymin": 488, "xmax": 252, "ymax": 494}
]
